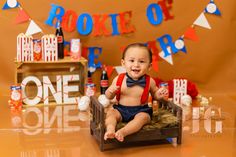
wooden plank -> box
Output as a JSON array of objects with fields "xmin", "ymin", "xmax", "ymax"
[{"xmin": 15, "ymin": 56, "xmax": 87, "ymax": 64}]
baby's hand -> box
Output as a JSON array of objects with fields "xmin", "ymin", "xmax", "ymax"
[
  {"xmin": 107, "ymin": 85, "xmax": 120, "ymax": 95},
  {"xmin": 156, "ymin": 87, "xmax": 169, "ymax": 99}
]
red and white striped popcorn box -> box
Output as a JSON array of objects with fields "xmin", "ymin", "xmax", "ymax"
[
  {"xmin": 16, "ymin": 33, "xmax": 33, "ymax": 62},
  {"xmin": 41, "ymin": 34, "xmax": 58, "ymax": 62},
  {"xmin": 173, "ymin": 79, "xmax": 188, "ymax": 104}
]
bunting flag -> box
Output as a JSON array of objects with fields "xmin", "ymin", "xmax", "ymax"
[
  {"xmin": 25, "ymin": 20, "xmax": 42, "ymax": 36},
  {"xmin": 193, "ymin": 13, "xmax": 211, "ymax": 29},
  {"xmin": 159, "ymin": 47, "xmax": 173, "ymax": 65},
  {"xmin": 184, "ymin": 27, "xmax": 199, "ymax": 41},
  {"xmin": 2, "ymin": 0, "xmax": 221, "ymax": 66},
  {"xmin": 115, "ymin": 66, "xmax": 126, "ymax": 74},
  {"xmin": 105, "ymin": 66, "xmax": 114, "ymax": 77},
  {"xmin": 2, "ymin": 0, "xmax": 19, "ymax": 10},
  {"xmin": 205, "ymin": 1, "xmax": 221, "ymax": 16},
  {"xmin": 15, "ymin": 8, "xmax": 30, "ymax": 24},
  {"xmin": 174, "ymin": 38, "xmax": 187, "ymax": 53},
  {"xmin": 152, "ymin": 55, "xmax": 158, "ymax": 72},
  {"xmin": 2, "ymin": 1, "xmax": 43, "ymax": 36}
]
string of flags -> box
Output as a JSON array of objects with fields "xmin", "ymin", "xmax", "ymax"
[
  {"xmin": 2, "ymin": 0, "xmax": 221, "ymax": 76},
  {"xmin": 104, "ymin": 0, "xmax": 221, "ymax": 75},
  {"xmin": 2, "ymin": 0, "xmax": 43, "ymax": 36},
  {"xmin": 159, "ymin": 0, "xmax": 221, "ymax": 65}
]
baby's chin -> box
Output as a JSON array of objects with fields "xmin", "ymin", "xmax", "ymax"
[{"xmin": 128, "ymin": 73, "xmax": 143, "ymax": 80}]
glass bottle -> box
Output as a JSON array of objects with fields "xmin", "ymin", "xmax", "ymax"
[
  {"xmin": 55, "ymin": 21, "xmax": 64, "ymax": 59},
  {"xmin": 100, "ymin": 70, "xmax": 108, "ymax": 94}
]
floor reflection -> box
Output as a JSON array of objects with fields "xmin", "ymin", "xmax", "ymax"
[
  {"xmin": 12, "ymin": 104, "xmax": 90, "ymax": 134},
  {"xmin": 181, "ymin": 101, "xmax": 231, "ymax": 137},
  {"xmin": 0, "ymin": 95, "xmax": 235, "ymax": 157},
  {"xmin": 8, "ymin": 104, "xmax": 91, "ymax": 157}
]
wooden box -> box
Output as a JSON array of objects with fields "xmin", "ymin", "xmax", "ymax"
[{"xmin": 15, "ymin": 57, "xmax": 87, "ymax": 104}]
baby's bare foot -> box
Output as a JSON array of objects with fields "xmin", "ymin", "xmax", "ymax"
[
  {"xmin": 115, "ymin": 130, "xmax": 125, "ymax": 142},
  {"xmin": 104, "ymin": 131, "xmax": 115, "ymax": 140}
]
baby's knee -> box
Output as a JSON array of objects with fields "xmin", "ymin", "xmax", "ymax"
[
  {"xmin": 135, "ymin": 112, "xmax": 151, "ymax": 122},
  {"xmin": 106, "ymin": 109, "xmax": 116, "ymax": 116},
  {"xmin": 106, "ymin": 109, "xmax": 121, "ymax": 120}
]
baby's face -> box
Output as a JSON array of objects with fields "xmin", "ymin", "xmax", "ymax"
[{"xmin": 122, "ymin": 47, "xmax": 151, "ymax": 80}]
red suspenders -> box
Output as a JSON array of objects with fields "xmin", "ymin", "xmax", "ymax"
[
  {"xmin": 141, "ymin": 75, "xmax": 150, "ymax": 104},
  {"xmin": 116, "ymin": 73, "xmax": 150, "ymax": 104},
  {"xmin": 115, "ymin": 73, "xmax": 125, "ymax": 102}
]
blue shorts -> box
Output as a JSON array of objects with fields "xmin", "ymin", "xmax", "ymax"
[{"xmin": 113, "ymin": 104, "xmax": 153, "ymax": 122}]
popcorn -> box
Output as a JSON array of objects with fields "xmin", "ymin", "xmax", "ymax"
[{"xmin": 17, "ymin": 33, "xmax": 33, "ymax": 62}]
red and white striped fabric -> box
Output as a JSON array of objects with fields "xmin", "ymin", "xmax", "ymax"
[
  {"xmin": 173, "ymin": 79, "xmax": 188, "ymax": 104},
  {"xmin": 41, "ymin": 35, "xmax": 58, "ymax": 62},
  {"xmin": 16, "ymin": 33, "xmax": 33, "ymax": 62}
]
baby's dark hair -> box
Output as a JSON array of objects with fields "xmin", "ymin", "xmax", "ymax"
[{"xmin": 122, "ymin": 43, "xmax": 153, "ymax": 63}]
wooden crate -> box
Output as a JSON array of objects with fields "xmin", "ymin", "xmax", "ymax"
[
  {"xmin": 15, "ymin": 57, "xmax": 87, "ymax": 104},
  {"xmin": 90, "ymin": 96, "xmax": 182, "ymax": 151}
]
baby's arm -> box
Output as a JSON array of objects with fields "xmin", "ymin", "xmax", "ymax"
[
  {"xmin": 105, "ymin": 76, "xmax": 120, "ymax": 100},
  {"xmin": 149, "ymin": 78, "xmax": 168, "ymax": 100}
]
